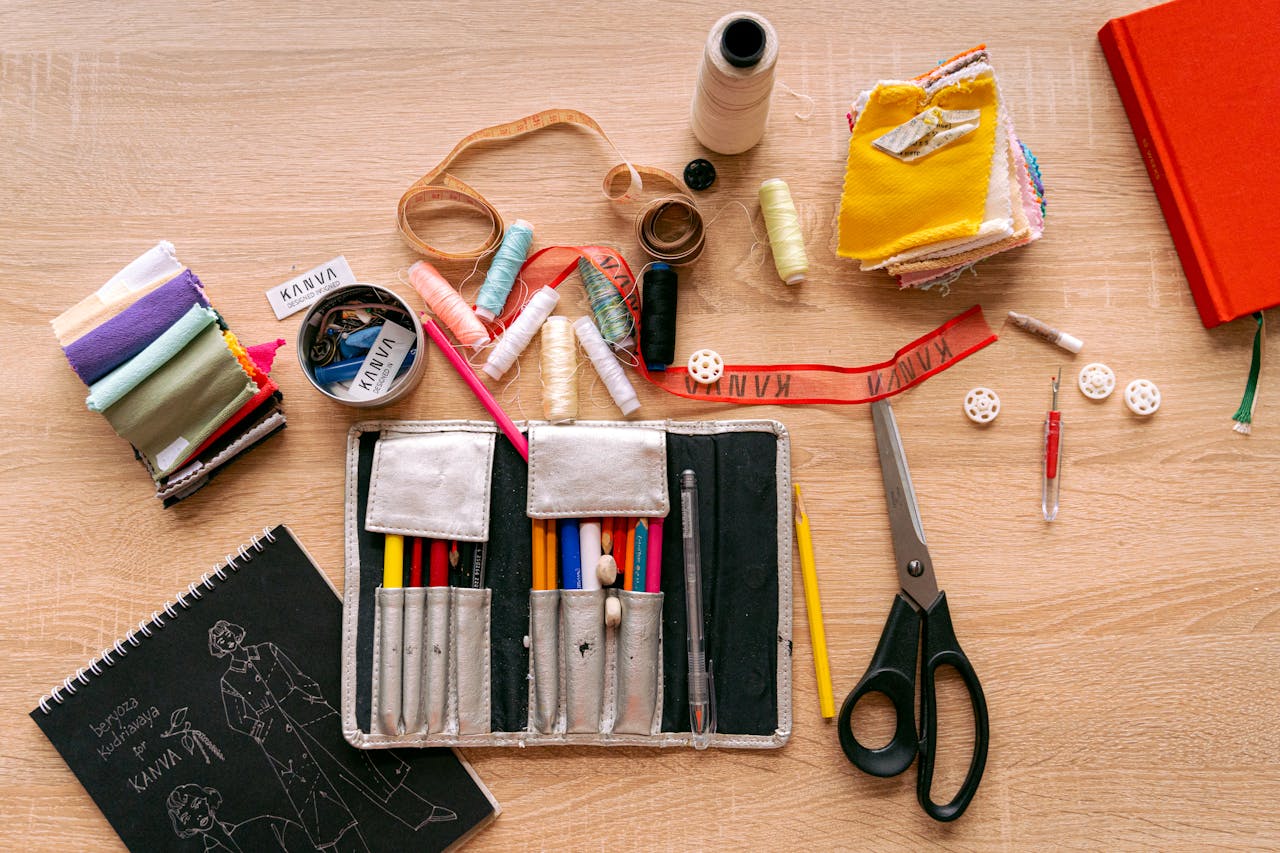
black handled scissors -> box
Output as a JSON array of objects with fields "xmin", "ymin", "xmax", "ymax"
[{"xmin": 838, "ymin": 399, "xmax": 990, "ymax": 822}]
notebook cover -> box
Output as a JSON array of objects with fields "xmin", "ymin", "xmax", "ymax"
[
  {"xmin": 31, "ymin": 525, "xmax": 498, "ymax": 852},
  {"xmin": 1098, "ymin": 0, "xmax": 1280, "ymax": 328}
]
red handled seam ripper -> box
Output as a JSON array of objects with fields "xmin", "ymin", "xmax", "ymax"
[{"xmin": 1043, "ymin": 368, "xmax": 1062, "ymax": 522}]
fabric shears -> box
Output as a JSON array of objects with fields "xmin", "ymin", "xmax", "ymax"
[{"xmin": 838, "ymin": 398, "xmax": 990, "ymax": 822}]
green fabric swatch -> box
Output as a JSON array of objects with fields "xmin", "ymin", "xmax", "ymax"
[{"xmin": 103, "ymin": 324, "xmax": 256, "ymax": 479}]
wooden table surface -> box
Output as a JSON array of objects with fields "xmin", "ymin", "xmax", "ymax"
[{"xmin": 4, "ymin": 1, "xmax": 1278, "ymax": 849}]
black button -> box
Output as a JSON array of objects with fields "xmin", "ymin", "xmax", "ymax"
[{"xmin": 684, "ymin": 158, "xmax": 717, "ymax": 191}]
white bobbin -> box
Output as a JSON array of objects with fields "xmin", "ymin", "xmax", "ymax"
[
  {"xmin": 687, "ymin": 349, "xmax": 724, "ymax": 385},
  {"xmin": 963, "ymin": 387, "xmax": 1000, "ymax": 424},
  {"xmin": 1078, "ymin": 363, "xmax": 1116, "ymax": 400},
  {"xmin": 1124, "ymin": 379, "xmax": 1161, "ymax": 416}
]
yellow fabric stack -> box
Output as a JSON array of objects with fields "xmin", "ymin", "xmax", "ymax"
[{"xmin": 838, "ymin": 47, "xmax": 1045, "ymax": 291}]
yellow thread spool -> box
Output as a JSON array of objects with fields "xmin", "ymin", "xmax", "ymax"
[
  {"xmin": 540, "ymin": 316, "xmax": 578, "ymax": 423},
  {"xmin": 759, "ymin": 178, "xmax": 808, "ymax": 285}
]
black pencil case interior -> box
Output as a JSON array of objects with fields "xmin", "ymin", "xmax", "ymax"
[{"xmin": 341, "ymin": 419, "xmax": 792, "ymax": 749}]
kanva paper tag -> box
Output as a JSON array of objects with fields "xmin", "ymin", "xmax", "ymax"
[
  {"xmin": 346, "ymin": 321, "xmax": 417, "ymax": 401},
  {"xmin": 265, "ymin": 256, "xmax": 357, "ymax": 320},
  {"xmin": 873, "ymin": 107, "xmax": 982, "ymax": 162}
]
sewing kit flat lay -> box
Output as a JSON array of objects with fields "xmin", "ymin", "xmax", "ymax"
[{"xmin": 36, "ymin": 0, "xmax": 1255, "ymax": 846}]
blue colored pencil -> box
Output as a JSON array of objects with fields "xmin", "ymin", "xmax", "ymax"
[{"xmin": 631, "ymin": 518, "xmax": 649, "ymax": 591}]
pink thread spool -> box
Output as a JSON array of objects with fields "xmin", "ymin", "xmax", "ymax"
[{"xmin": 408, "ymin": 261, "xmax": 489, "ymax": 351}]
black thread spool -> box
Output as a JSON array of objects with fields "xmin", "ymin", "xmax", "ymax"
[{"xmin": 640, "ymin": 264, "xmax": 679, "ymax": 370}]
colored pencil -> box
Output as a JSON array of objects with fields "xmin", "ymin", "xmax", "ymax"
[
  {"xmin": 409, "ymin": 536, "xmax": 424, "ymax": 587},
  {"xmin": 532, "ymin": 519, "xmax": 547, "ymax": 590},
  {"xmin": 429, "ymin": 539, "xmax": 449, "ymax": 587},
  {"xmin": 383, "ymin": 534, "xmax": 404, "ymax": 588},
  {"xmin": 623, "ymin": 519, "xmax": 637, "ymax": 591},
  {"xmin": 631, "ymin": 518, "xmax": 649, "ymax": 591},
  {"xmin": 645, "ymin": 518, "xmax": 664, "ymax": 593},
  {"xmin": 546, "ymin": 519, "xmax": 558, "ymax": 589}
]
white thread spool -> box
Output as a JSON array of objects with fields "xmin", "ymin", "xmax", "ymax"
[
  {"xmin": 540, "ymin": 316, "xmax": 578, "ymax": 423},
  {"xmin": 573, "ymin": 316, "xmax": 641, "ymax": 416},
  {"xmin": 759, "ymin": 178, "xmax": 808, "ymax": 284},
  {"xmin": 483, "ymin": 286, "xmax": 560, "ymax": 380},
  {"xmin": 690, "ymin": 12, "xmax": 779, "ymax": 155}
]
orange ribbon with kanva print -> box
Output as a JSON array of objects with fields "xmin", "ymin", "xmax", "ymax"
[{"xmin": 494, "ymin": 245, "xmax": 996, "ymax": 406}]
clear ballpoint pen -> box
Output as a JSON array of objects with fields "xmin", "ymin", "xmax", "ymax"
[
  {"xmin": 680, "ymin": 469, "xmax": 715, "ymax": 749},
  {"xmin": 1043, "ymin": 369, "xmax": 1063, "ymax": 521}
]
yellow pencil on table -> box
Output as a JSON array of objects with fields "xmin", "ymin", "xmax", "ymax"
[
  {"xmin": 794, "ymin": 485, "xmax": 834, "ymax": 719},
  {"xmin": 384, "ymin": 533, "xmax": 404, "ymax": 588}
]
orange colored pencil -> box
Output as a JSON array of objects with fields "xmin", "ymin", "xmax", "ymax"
[
  {"xmin": 532, "ymin": 519, "xmax": 547, "ymax": 590},
  {"xmin": 545, "ymin": 519, "xmax": 559, "ymax": 589},
  {"xmin": 623, "ymin": 519, "xmax": 637, "ymax": 590}
]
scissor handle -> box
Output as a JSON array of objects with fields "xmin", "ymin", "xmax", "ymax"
[
  {"xmin": 838, "ymin": 593, "xmax": 921, "ymax": 778},
  {"xmin": 916, "ymin": 591, "xmax": 989, "ymax": 822}
]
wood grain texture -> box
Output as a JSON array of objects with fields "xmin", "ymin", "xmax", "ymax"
[{"xmin": 3, "ymin": 0, "xmax": 1278, "ymax": 849}]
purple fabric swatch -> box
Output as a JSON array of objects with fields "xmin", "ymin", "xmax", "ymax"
[{"xmin": 62, "ymin": 269, "xmax": 209, "ymax": 385}]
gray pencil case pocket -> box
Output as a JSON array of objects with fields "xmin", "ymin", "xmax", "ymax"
[
  {"xmin": 561, "ymin": 589, "xmax": 607, "ymax": 734},
  {"xmin": 452, "ymin": 586, "xmax": 491, "ymax": 736},
  {"xmin": 375, "ymin": 586, "xmax": 405, "ymax": 735},
  {"xmin": 614, "ymin": 590, "xmax": 664, "ymax": 735},
  {"xmin": 401, "ymin": 587, "xmax": 428, "ymax": 735},
  {"xmin": 423, "ymin": 586, "xmax": 451, "ymax": 734},
  {"xmin": 529, "ymin": 589, "xmax": 561, "ymax": 734}
]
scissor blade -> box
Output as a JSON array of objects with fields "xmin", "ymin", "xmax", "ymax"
[{"xmin": 871, "ymin": 399, "xmax": 940, "ymax": 609}]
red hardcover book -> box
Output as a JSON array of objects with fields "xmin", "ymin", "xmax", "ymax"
[{"xmin": 1099, "ymin": 0, "xmax": 1280, "ymax": 328}]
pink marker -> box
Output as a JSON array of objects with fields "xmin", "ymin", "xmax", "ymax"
[
  {"xmin": 421, "ymin": 316, "xmax": 529, "ymax": 462},
  {"xmin": 645, "ymin": 518, "xmax": 663, "ymax": 593}
]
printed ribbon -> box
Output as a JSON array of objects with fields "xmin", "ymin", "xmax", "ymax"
[{"xmin": 496, "ymin": 246, "xmax": 997, "ymax": 405}]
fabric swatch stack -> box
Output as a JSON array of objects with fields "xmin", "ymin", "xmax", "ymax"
[
  {"xmin": 837, "ymin": 46, "xmax": 1046, "ymax": 291},
  {"xmin": 52, "ymin": 242, "xmax": 286, "ymax": 506}
]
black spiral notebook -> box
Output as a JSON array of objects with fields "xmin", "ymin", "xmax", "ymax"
[{"xmin": 31, "ymin": 525, "xmax": 498, "ymax": 852}]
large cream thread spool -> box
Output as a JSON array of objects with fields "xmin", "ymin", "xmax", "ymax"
[{"xmin": 691, "ymin": 12, "xmax": 779, "ymax": 155}]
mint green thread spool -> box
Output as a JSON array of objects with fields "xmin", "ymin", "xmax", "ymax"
[
  {"xmin": 475, "ymin": 219, "xmax": 534, "ymax": 322},
  {"xmin": 578, "ymin": 257, "xmax": 634, "ymax": 348}
]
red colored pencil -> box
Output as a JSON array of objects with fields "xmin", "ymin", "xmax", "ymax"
[
  {"xmin": 429, "ymin": 539, "xmax": 449, "ymax": 587},
  {"xmin": 409, "ymin": 537, "xmax": 424, "ymax": 587}
]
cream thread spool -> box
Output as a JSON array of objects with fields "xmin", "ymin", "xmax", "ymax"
[
  {"xmin": 408, "ymin": 261, "xmax": 489, "ymax": 351},
  {"xmin": 483, "ymin": 286, "xmax": 560, "ymax": 380},
  {"xmin": 691, "ymin": 12, "xmax": 779, "ymax": 155},
  {"xmin": 540, "ymin": 316, "xmax": 578, "ymax": 423},
  {"xmin": 573, "ymin": 315, "xmax": 641, "ymax": 415},
  {"xmin": 759, "ymin": 178, "xmax": 808, "ymax": 284}
]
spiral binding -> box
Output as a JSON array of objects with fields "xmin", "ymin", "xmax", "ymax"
[{"xmin": 36, "ymin": 526, "xmax": 278, "ymax": 715}]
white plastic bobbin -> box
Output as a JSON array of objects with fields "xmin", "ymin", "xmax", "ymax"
[
  {"xmin": 1078, "ymin": 363, "xmax": 1116, "ymax": 400},
  {"xmin": 1124, "ymin": 379, "xmax": 1161, "ymax": 416},
  {"xmin": 687, "ymin": 348, "xmax": 724, "ymax": 385},
  {"xmin": 963, "ymin": 387, "xmax": 1001, "ymax": 424}
]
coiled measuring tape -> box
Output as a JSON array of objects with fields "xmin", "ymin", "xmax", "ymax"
[{"xmin": 397, "ymin": 108, "xmax": 701, "ymax": 263}]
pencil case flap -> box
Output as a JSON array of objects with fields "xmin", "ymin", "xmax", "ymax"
[
  {"xmin": 527, "ymin": 423, "xmax": 668, "ymax": 518},
  {"xmin": 366, "ymin": 427, "xmax": 496, "ymax": 541}
]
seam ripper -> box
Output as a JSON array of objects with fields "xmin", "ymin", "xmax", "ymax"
[{"xmin": 1043, "ymin": 368, "xmax": 1063, "ymax": 521}]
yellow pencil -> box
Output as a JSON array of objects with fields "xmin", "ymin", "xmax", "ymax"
[
  {"xmin": 794, "ymin": 485, "xmax": 834, "ymax": 719},
  {"xmin": 383, "ymin": 534, "xmax": 404, "ymax": 588},
  {"xmin": 532, "ymin": 519, "xmax": 547, "ymax": 591}
]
